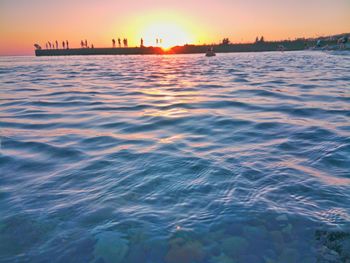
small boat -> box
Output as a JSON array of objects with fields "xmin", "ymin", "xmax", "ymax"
[{"xmin": 206, "ymin": 47, "xmax": 216, "ymax": 57}]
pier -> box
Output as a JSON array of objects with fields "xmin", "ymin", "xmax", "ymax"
[{"xmin": 35, "ymin": 40, "xmax": 312, "ymax": 56}]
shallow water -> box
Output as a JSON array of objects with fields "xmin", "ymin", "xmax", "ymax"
[{"xmin": 0, "ymin": 51, "xmax": 349, "ymax": 263}]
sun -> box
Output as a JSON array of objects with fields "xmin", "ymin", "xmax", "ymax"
[{"xmin": 141, "ymin": 21, "xmax": 194, "ymax": 49}]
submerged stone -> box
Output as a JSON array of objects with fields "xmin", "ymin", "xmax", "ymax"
[
  {"xmin": 276, "ymin": 215, "xmax": 288, "ymax": 222},
  {"xmin": 243, "ymin": 225, "xmax": 268, "ymax": 240},
  {"xmin": 315, "ymin": 230, "xmax": 350, "ymax": 262},
  {"xmin": 0, "ymin": 216, "xmax": 53, "ymax": 257},
  {"xmin": 144, "ymin": 238, "xmax": 168, "ymax": 261},
  {"xmin": 124, "ymin": 243, "xmax": 148, "ymax": 263},
  {"xmin": 221, "ymin": 236, "xmax": 248, "ymax": 258},
  {"xmin": 264, "ymin": 258, "xmax": 277, "ymax": 263},
  {"xmin": 239, "ymin": 254, "xmax": 263, "ymax": 263},
  {"xmin": 282, "ymin": 224, "xmax": 293, "ymax": 236},
  {"xmin": 209, "ymin": 253, "xmax": 236, "ymax": 263},
  {"xmin": 226, "ymin": 223, "xmax": 244, "ymax": 236},
  {"xmin": 263, "ymin": 249, "xmax": 277, "ymax": 263},
  {"xmin": 270, "ymin": 231, "xmax": 284, "ymax": 252},
  {"xmin": 300, "ymin": 257, "xmax": 316, "ymax": 263},
  {"xmin": 0, "ymin": 221, "xmax": 5, "ymax": 232},
  {"xmin": 93, "ymin": 231, "xmax": 129, "ymax": 263},
  {"xmin": 342, "ymin": 239, "xmax": 350, "ymax": 259},
  {"xmin": 165, "ymin": 239, "xmax": 205, "ymax": 263},
  {"xmin": 279, "ymin": 248, "xmax": 299, "ymax": 263}
]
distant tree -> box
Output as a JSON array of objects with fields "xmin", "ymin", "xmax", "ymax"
[{"xmin": 222, "ymin": 38, "xmax": 230, "ymax": 45}]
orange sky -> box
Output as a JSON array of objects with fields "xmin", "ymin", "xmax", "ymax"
[{"xmin": 0, "ymin": 0, "xmax": 349, "ymax": 55}]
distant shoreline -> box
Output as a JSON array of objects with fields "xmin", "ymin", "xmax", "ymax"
[{"xmin": 35, "ymin": 39, "xmax": 343, "ymax": 56}]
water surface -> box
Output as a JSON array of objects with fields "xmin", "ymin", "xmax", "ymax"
[{"xmin": 0, "ymin": 52, "xmax": 350, "ymax": 262}]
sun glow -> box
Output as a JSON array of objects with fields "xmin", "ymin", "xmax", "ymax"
[
  {"xmin": 129, "ymin": 11, "xmax": 198, "ymax": 49},
  {"xmin": 141, "ymin": 22, "xmax": 193, "ymax": 49}
]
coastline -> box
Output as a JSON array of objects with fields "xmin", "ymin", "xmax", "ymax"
[{"xmin": 35, "ymin": 40, "xmax": 321, "ymax": 56}]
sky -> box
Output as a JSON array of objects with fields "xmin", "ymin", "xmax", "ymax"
[{"xmin": 0, "ymin": 0, "xmax": 349, "ymax": 55}]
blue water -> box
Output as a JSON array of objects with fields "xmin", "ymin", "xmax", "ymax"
[{"xmin": 0, "ymin": 52, "xmax": 349, "ymax": 263}]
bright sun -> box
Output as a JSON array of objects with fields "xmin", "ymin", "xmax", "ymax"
[
  {"xmin": 141, "ymin": 21, "xmax": 194, "ymax": 49},
  {"xmin": 128, "ymin": 12, "xmax": 197, "ymax": 49}
]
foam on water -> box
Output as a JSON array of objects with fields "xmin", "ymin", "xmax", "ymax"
[{"xmin": 0, "ymin": 52, "xmax": 349, "ymax": 262}]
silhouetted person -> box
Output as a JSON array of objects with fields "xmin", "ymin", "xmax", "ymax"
[
  {"xmin": 112, "ymin": 39, "xmax": 116, "ymax": 47},
  {"xmin": 140, "ymin": 38, "xmax": 144, "ymax": 47},
  {"xmin": 91, "ymin": 44, "xmax": 94, "ymax": 48},
  {"xmin": 55, "ymin": 40, "xmax": 58, "ymax": 49},
  {"xmin": 338, "ymin": 36, "xmax": 348, "ymax": 49},
  {"xmin": 62, "ymin": 41, "xmax": 65, "ymax": 49},
  {"xmin": 48, "ymin": 42, "xmax": 51, "ymax": 49},
  {"xmin": 46, "ymin": 43, "xmax": 48, "ymax": 49},
  {"xmin": 85, "ymin": 40, "xmax": 88, "ymax": 48},
  {"xmin": 222, "ymin": 38, "xmax": 230, "ymax": 45},
  {"xmin": 123, "ymin": 38, "xmax": 126, "ymax": 47},
  {"xmin": 316, "ymin": 40, "xmax": 322, "ymax": 48},
  {"xmin": 125, "ymin": 38, "xmax": 128, "ymax": 47},
  {"xmin": 156, "ymin": 38, "xmax": 159, "ymax": 45},
  {"xmin": 118, "ymin": 38, "xmax": 121, "ymax": 47},
  {"xmin": 66, "ymin": 40, "xmax": 69, "ymax": 49},
  {"xmin": 34, "ymin": 44, "xmax": 42, "ymax": 50},
  {"xmin": 81, "ymin": 40, "xmax": 84, "ymax": 48}
]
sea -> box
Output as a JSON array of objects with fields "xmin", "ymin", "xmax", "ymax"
[{"xmin": 0, "ymin": 51, "xmax": 349, "ymax": 263}]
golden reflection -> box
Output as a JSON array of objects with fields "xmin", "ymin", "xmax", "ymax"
[
  {"xmin": 139, "ymin": 86, "xmax": 200, "ymax": 118},
  {"xmin": 279, "ymin": 160, "xmax": 350, "ymax": 186},
  {"xmin": 159, "ymin": 134, "xmax": 184, "ymax": 144},
  {"xmin": 143, "ymin": 108, "xmax": 188, "ymax": 118}
]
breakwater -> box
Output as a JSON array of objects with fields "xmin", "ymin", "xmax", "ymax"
[
  {"xmin": 35, "ymin": 46, "xmax": 164, "ymax": 56},
  {"xmin": 35, "ymin": 40, "xmax": 314, "ymax": 56}
]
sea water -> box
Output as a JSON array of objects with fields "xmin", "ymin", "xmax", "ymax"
[{"xmin": 0, "ymin": 52, "xmax": 349, "ymax": 263}]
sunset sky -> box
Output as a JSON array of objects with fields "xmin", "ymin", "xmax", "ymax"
[{"xmin": 0, "ymin": 0, "xmax": 349, "ymax": 55}]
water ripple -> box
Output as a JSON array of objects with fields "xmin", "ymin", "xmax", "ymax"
[{"xmin": 0, "ymin": 52, "xmax": 349, "ymax": 262}]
